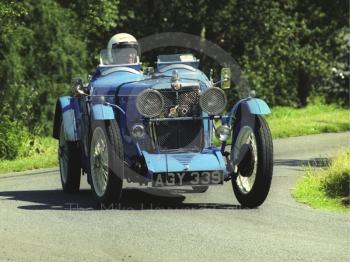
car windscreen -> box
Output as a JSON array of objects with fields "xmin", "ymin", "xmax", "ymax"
[{"xmin": 100, "ymin": 48, "xmax": 139, "ymax": 65}]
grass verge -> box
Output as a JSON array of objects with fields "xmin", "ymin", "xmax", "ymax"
[
  {"xmin": 266, "ymin": 103, "xmax": 350, "ymax": 139},
  {"xmin": 292, "ymin": 150, "xmax": 350, "ymax": 212},
  {"xmin": 0, "ymin": 137, "xmax": 57, "ymax": 174}
]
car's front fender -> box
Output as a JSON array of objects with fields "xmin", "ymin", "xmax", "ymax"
[
  {"xmin": 226, "ymin": 98, "xmax": 271, "ymax": 126},
  {"xmin": 52, "ymin": 96, "xmax": 80, "ymax": 141}
]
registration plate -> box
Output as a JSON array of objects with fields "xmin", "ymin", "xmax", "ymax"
[{"xmin": 152, "ymin": 171, "xmax": 224, "ymax": 187}]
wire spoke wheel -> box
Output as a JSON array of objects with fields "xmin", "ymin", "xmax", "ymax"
[
  {"xmin": 89, "ymin": 121, "xmax": 124, "ymax": 206},
  {"xmin": 232, "ymin": 126, "xmax": 258, "ymax": 194},
  {"xmin": 90, "ymin": 126, "xmax": 109, "ymax": 197},
  {"xmin": 231, "ymin": 115, "xmax": 273, "ymax": 208}
]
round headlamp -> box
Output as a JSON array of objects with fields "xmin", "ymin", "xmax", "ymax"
[
  {"xmin": 136, "ymin": 89, "xmax": 164, "ymax": 117},
  {"xmin": 215, "ymin": 125, "xmax": 231, "ymax": 142},
  {"xmin": 131, "ymin": 124, "xmax": 145, "ymax": 139},
  {"xmin": 199, "ymin": 88, "xmax": 227, "ymax": 115}
]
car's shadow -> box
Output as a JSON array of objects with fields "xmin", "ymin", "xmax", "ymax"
[
  {"xmin": 274, "ymin": 157, "xmax": 330, "ymax": 167},
  {"xmin": 0, "ymin": 188, "xmax": 243, "ymax": 211}
]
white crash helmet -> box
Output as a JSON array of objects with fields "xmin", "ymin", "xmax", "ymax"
[{"xmin": 107, "ymin": 33, "xmax": 140, "ymax": 65}]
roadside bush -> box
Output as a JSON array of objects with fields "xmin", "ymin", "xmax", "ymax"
[
  {"xmin": 321, "ymin": 150, "xmax": 350, "ymax": 199},
  {"xmin": 0, "ymin": 117, "xmax": 51, "ymax": 160},
  {"xmin": 0, "ymin": 118, "xmax": 30, "ymax": 160},
  {"xmin": 293, "ymin": 149, "xmax": 350, "ymax": 211}
]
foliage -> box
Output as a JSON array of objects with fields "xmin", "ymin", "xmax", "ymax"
[
  {"xmin": 0, "ymin": 117, "xmax": 30, "ymax": 160},
  {"xmin": 321, "ymin": 150, "xmax": 350, "ymax": 199},
  {"xmin": 293, "ymin": 149, "xmax": 350, "ymax": 212},
  {"xmin": 0, "ymin": 116, "xmax": 56, "ymax": 160},
  {"xmin": 0, "ymin": 0, "xmax": 88, "ymax": 135},
  {"xmin": 56, "ymin": 0, "xmax": 120, "ymax": 67},
  {"xmin": 0, "ymin": 136, "xmax": 57, "ymax": 173},
  {"xmin": 322, "ymin": 28, "xmax": 350, "ymax": 106},
  {"xmin": 204, "ymin": 0, "xmax": 348, "ymax": 107}
]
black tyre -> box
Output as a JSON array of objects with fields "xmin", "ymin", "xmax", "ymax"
[
  {"xmin": 231, "ymin": 114, "xmax": 273, "ymax": 208},
  {"xmin": 58, "ymin": 122, "xmax": 81, "ymax": 193},
  {"xmin": 90, "ymin": 120, "xmax": 124, "ymax": 207},
  {"xmin": 192, "ymin": 186, "xmax": 209, "ymax": 193}
]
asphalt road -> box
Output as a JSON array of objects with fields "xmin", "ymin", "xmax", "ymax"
[{"xmin": 0, "ymin": 132, "xmax": 349, "ymax": 262}]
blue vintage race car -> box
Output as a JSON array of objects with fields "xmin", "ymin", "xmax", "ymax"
[{"xmin": 53, "ymin": 44, "xmax": 273, "ymax": 208}]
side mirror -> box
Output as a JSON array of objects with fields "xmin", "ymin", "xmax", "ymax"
[
  {"xmin": 220, "ymin": 68, "xmax": 231, "ymax": 89},
  {"xmin": 71, "ymin": 77, "xmax": 87, "ymax": 96}
]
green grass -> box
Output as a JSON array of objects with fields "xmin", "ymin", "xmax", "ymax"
[
  {"xmin": 266, "ymin": 103, "xmax": 350, "ymax": 139},
  {"xmin": 0, "ymin": 137, "xmax": 57, "ymax": 174},
  {"xmin": 292, "ymin": 150, "xmax": 350, "ymax": 212},
  {"xmin": 0, "ymin": 103, "xmax": 349, "ymax": 174}
]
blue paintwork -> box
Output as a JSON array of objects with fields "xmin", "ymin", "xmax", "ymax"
[
  {"xmin": 91, "ymin": 70, "xmax": 146, "ymax": 95},
  {"xmin": 226, "ymin": 98, "xmax": 271, "ymax": 126},
  {"xmin": 245, "ymin": 98, "xmax": 271, "ymax": 114},
  {"xmin": 91, "ymin": 104, "xmax": 115, "ymax": 120},
  {"xmin": 55, "ymin": 96, "xmax": 80, "ymax": 141},
  {"xmin": 142, "ymin": 150, "xmax": 226, "ymax": 178}
]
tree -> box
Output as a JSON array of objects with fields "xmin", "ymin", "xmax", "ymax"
[
  {"xmin": 57, "ymin": 0, "xmax": 120, "ymax": 68},
  {"xmin": 0, "ymin": 0, "xmax": 88, "ymax": 134}
]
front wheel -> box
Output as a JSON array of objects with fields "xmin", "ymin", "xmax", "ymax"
[
  {"xmin": 230, "ymin": 115, "xmax": 273, "ymax": 208},
  {"xmin": 90, "ymin": 120, "xmax": 124, "ymax": 207}
]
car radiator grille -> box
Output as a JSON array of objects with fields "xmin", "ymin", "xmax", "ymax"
[
  {"xmin": 153, "ymin": 87, "xmax": 204, "ymax": 152},
  {"xmin": 160, "ymin": 88, "xmax": 201, "ymax": 117}
]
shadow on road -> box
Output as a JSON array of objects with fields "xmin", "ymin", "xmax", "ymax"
[
  {"xmin": 0, "ymin": 188, "xmax": 242, "ymax": 211},
  {"xmin": 274, "ymin": 157, "xmax": 330, "ymax": 167}
]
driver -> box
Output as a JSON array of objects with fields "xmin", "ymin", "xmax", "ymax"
[{"xmin": 107, "ymin": 33, "xmax": 140, "ymax": 65}]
